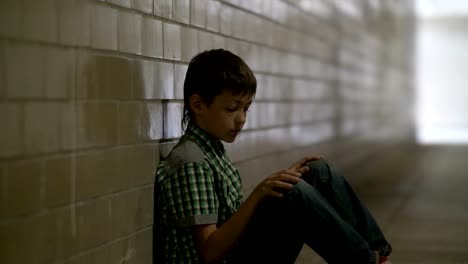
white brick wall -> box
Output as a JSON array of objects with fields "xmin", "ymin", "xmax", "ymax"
[{"xmin": 0, "ymin": 0, "xmax": 415, "ymax": 263}]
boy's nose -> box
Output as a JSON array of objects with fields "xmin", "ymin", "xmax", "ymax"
[{"xmin": 236, "ymin": 111, "xmax": 247, "ymax": 125}]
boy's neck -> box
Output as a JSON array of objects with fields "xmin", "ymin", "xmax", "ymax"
[
  {"xmin": 189, "ymin": 121, "xmax": 226, "ymax": 156},
  {"xmin": 191, "ymin": 120, "xmax": 220, "ymax": 142}
]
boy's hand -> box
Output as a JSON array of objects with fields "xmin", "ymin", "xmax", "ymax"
[
  {"xmin": 253, "ymin": 169, "xmax": 303, "ymax": 199},
  {"xmin": 252, "ymin": 156, "xmax": 323, "ymax": 200},
  {"xmin": 288, "ymin": 156, "xmax": 323, "ymax": 174}
]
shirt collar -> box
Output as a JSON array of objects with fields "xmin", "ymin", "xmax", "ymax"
[{"xmin": 185, "ymin": 122, "xmax": 225, "ymax": 157}]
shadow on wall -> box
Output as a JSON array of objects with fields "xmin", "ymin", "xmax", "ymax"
[
  {"xmin": 46, "ymin": 53, "xmax": 157, "ymax": 263},
  {"xmin": 76, "ymin": 52, "xmax": 162, "ymax": 145}
]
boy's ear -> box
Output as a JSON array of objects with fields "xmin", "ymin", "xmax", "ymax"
[{"xmin": 190, "ymin": 94, "xmax": 205, "ymax": 114}]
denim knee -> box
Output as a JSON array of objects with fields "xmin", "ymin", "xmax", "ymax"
[
  {"xmin": 306, "ymin": 158, "xmax": 328, "ymax": 170},
  {"xmin": 282, "ymin": 179, "xmax": 319, "ymax": 206},
  {"xmin": 304, "ymin": 158, "xmax": 334, "ymax": 185}
]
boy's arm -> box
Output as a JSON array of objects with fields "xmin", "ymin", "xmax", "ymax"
[
  {"xmin": 191, "ymin": 167, "xmax": 309, "ymax": 263},
  {"xmin": 191, "ymin": 190, "xmax": 262, "ymax": 264}
]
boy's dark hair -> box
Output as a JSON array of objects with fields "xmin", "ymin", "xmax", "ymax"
[{"xmin": 182, "ymin": 49, "xmax": 257, "ymax": 129}]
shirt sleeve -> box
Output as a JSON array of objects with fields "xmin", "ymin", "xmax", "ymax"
[{"xmin": 161, "ymin": 162, "xmax": 219, "ymax": 228}]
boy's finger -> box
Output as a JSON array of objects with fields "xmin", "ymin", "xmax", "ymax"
[
  {"xmin": 283, "ymin": 170, "xmax": 301, "ymax": 177},
  {"xmin": 273, "ymin": 181, "xmax": 294, "ymax": 190},
  {"xmin": 279, "ymin": 174, "xmax": 301, "ymax": 183},
  {"xmin": 288, "ymin": 156, "xmax": 322, "ymax": 170},
  {"xmin": 303, "ymin": 156, "xmax": 323, "ymax": 162},
  {"xmin": 271, "ymin": 191, "xmax": 284, "ymax": 198},
  {"xmin": 288, "ymin": 159, "xmax": 305, "ymax": 170},
  {"xmin": 297, "ymin": 166, "xmax": 309, "ymax": 174},
  {"xmin": 285, "ymin": 167, "xmax": 307, "ymax": 175}
]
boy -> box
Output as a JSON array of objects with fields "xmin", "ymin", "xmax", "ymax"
[{"xmin": 155, "ymin": 49, "xmax": 392, "ymax": 263}]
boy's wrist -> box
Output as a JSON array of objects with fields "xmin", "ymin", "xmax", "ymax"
[{"xmin": 248, "ymin": 188, "xmax": 264, "ymax": 205}]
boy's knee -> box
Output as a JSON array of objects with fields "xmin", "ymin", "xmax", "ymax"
[
  {"xmin": 306, "ymin": 158, "xmax": 328, "ymax": 170},
  {"xmin": 283, "ymin": 180, "xmax": 319, "ymax": 202},
  {"xmin": 305, "ymin": 159, "xmax": 332, "ymax": 184}
]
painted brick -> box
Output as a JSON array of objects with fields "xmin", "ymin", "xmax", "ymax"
[
  {"xmin": 173, "ymin": 0, "xmax": 190, "ymax": 24},
  {"xmin": 23, "ymin": 0, "xmax": 57, "ymax": 42},
  {"xmin": 132, "ymin": 0, "xmax": 153, "ymax": 13},
  {"xmin": 142, "ymin": 102, "xmax": 164, "ymax": 140},
  {"xmin": 3, "ymin": 160, "xmax": 42, "ymax": 217},
  {"xmin": 180, "ymin": 26, "xmax": 199, "ymax": 62},
  {"xmin": 118, "ymin": 11, "xmax": 143, "ymax": 54},
  {"xmin": 154, "ymin": 61, "xmax": 174, "ymax": 99},
  {"xmin": 0, "ymin": 0, "xmax": 22, "ymax": 38},
  {"xmin": 206, "ymin": 0, "xmax": 221, "ymax": 32},
  {"xmin": 133, "ymin": 60, "xmax": 156, "ymax": 99},
  {"xmin": 0, "ymin": 103, "xmax": 22, "ymax": 157},
  {"xmin": 191, "ymin": 0, "xmax": 207, "ymax": 28},
  {"xmin": 24, "ymin": 103, "xmax": 61, "ymax": 154},
  {"xmin": 58, "ymin": 0, "xmax": 91, "ymax": 46},
  {"xmin": 163, "ymin": 23, "xmax": 182, "ymax": 60},
  {"xmin": 154, "ymin": 0, "xmax": 172, "ymax": 19},
  {"xmin": 108, "ymin": 0, "xmax": 131, "ymax": 8},
  {"xmin": 44, "ymin": 156, "xmax": 73, "ymax": 208},
  {"xmin": 119, "ymin": 102, "xmax": 144, "ymax": 144},
  {"xmin": 45, "ymin": 47, "xmax": 75, "ymax": 99},
  {"xmin": 5, "ymin": 43, "xmax": 46, "ymax": 98},
  {"xmin": 142, "ymin": 17, "xmax": 163, "ymax": 58},
  {"xmin": 91, "ymin": 4, "xmax": 118, "ymax": 50},
  {"xmin": 76, "ymin": 102, "xmax": 119, "ymax": 148},
  {"xmin": 174, "ymin": 63, "xmax": 188, "ymax": 99}
]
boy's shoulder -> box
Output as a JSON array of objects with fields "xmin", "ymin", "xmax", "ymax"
[{"xmin": 158, "ymin": 135, "xmax": 205, "ymax": 177}]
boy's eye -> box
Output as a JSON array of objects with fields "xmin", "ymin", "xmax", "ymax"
[{"xmin": 227, "ymin": 107, "xmax": 237, "ymax": 112}]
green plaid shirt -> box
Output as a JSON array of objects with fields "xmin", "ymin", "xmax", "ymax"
[{"xmin": 156, "ymin": 122, "xmax": 243, "ymax": 263}]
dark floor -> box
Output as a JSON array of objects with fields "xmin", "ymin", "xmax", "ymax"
[{"xmin": 296, "ymin": 145, "xmax": 468, "ymax": 264}]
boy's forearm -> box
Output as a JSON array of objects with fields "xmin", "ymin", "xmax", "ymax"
[{"xmin": 201, "ymin": 192, "xmax": 263, "ymax": 263}]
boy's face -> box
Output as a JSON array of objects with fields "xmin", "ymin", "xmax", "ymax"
[{"xmin": 194, "ymin": 91, "xmax": 253, "ymax": 143}]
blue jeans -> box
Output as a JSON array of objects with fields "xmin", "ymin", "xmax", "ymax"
[{"xmin": 227, "ymin": 159, "xmax": 391, "ymax": 264}]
